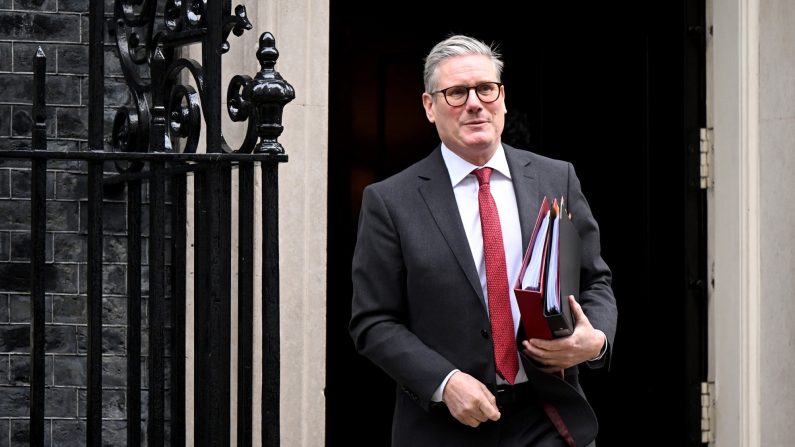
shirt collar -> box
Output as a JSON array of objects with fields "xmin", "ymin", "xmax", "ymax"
[{"xmin": 440, "ymin": 143, "xmax": 512, "ymax": 187}]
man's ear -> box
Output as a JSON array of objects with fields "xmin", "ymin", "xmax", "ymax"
[{"xmin": 422, "ymin": 93, "xmax": 436, "ymax": 123}]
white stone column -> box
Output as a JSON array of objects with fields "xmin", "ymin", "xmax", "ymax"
[
  {"xmin": 232, "ymin": 1, "xmax": 330, "ymax": 446},
  {"xmin": 711, "ymin": 2, "xmax": 795, "ymax": 444},
  {"xmin": 757, "ymin": 1, "xmax": 795, "ymax": 445},
  {"xmin": 710, "ymin": 0, "xmax": 761, "ymax": 446},
  {"xmin": 186, "ymin": 1, "xmax": 329, "ymax": 445}
]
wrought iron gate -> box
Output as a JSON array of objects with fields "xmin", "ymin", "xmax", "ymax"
[{"xmin": 0, "ymin": 1, "xmax": 293, "ymax": 445}]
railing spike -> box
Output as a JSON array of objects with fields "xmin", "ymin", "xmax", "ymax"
[{"xmin": 31, "ymin": 47, "xmax": 47, "ymax": 151}]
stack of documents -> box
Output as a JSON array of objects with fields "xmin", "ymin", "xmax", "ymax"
[{"xmin": 514, "ymin": 196, "xmax": 581, "ymax": 339}]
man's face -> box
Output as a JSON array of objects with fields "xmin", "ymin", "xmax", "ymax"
[{"xmin": 422, "ymin": 54, "xmax": 506, "ymax": 165}]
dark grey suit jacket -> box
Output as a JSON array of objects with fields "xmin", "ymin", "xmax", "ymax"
[{"xmin": 350, "ymin": 144, "xmax": 617, "ymax": 447}]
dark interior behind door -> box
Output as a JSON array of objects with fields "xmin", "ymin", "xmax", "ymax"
[{"xmin": 327, "ymin": 1, "xmax": 707, "ymax": 445}]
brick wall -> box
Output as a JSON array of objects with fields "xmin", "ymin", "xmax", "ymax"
[{"xmin": 0, "ymin": 1, "xmax": 143, "ymax": 445}]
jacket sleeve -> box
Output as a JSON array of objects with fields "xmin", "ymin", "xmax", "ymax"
[
  {"xmin": 349, "ymin": 184, "xmax": 457, "ymax": 410},
  {"xmin": 566, "ymin": 162, "xmax": 617, "ymax": 369}
]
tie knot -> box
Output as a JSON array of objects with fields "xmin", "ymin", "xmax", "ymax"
[{"xmin": 473, "ymin": 167, "xmax": 493, "ymax": 186}]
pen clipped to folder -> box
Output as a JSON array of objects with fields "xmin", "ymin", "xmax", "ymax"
[{"xmin": 514, "ymin": 196, "xmax": 581, "ymax": 340}]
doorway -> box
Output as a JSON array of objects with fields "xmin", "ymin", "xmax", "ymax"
[{"xmin": 327, "ymin": 1, "xmax": 708, "ymax": 445}]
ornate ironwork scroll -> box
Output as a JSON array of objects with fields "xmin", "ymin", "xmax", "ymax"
[{"xmin": 110, "ymin": 0, "xmax": 293, "ymax": 164}]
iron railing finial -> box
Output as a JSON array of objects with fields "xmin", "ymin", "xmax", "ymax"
[{"xmin": 244, "ymin": 32, "xmax": 295, "ymax": 155}]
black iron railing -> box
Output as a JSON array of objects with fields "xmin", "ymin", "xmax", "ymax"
[{"xmin": 0, "ymin": 0, "xmax": 293, "ymax": 446}]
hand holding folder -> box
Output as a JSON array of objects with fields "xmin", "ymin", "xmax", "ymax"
[{"xmin": 514, "ymin": 196, "xmax": 581, "ymax": 340}]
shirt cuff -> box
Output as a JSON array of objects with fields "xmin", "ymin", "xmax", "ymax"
[
  {"xmin": 588, "ymin": 332, "xmax": 608, "ymax": 362},
  {"xmin": 431, "ymin": 369, "xmax": 460, "ymax": 402}
]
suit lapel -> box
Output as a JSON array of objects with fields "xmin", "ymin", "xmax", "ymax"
[
  {"xmin": 416, "ymin": 148, "xmax": 485, "ymax": 306},
  {"xmin": 415, "ymin": 146, "xmax": 540, "ymax": 308},
  {"xmin": 504, "ymin": 145, "xmax": 539, "ymax": 251}
]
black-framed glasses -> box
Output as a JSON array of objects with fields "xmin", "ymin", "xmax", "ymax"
[{"xmin": 430, "ymin": 82, "xmax": 503, "ymax": 107}]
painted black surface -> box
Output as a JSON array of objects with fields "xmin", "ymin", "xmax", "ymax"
[{"xmin": 327, "ymin": 1, "xmax": 707, "ymax": 446}]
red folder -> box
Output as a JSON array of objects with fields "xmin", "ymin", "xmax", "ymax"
[{"xmin": 514, "ymin": 196, "xmax": 581, "ymax": 340}]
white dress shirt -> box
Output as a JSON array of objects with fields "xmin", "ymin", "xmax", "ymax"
[{"xmin": 431, "ymin": 143, "xmax": 528, "ymax": 402}]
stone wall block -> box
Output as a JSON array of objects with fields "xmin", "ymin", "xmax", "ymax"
[
  {"xmin": 102, "ymin": 355, "xmax": 126, "ymax": 387},
  {"xmin": 14, "ymin": 0, "xmax": 57, "ymax": 12},
  {"xmin": 103, "ymin": 235, "xmax": 127, "ymax": 263},
  {"xmin": 46, "ymin": 201, "xmax": 79, "ymax": 231},
  {"xmin": 0, "ymin": 200, "xmax": 30, "ymax": 230},
  {"xmin": 45, "ymin": 324, "xmax": 77, "ymax": 353},
  {"xmin": 11, "ymin": 106, "xmax": 56, "ymax": 138},
  {"xmin": 0, "ymin": 12, "xmax": 80, "ymax": 41},
  {"xmin": 58, "ymin": 0, "xmax": 87, "ymax": 12},
  {"xmin": 102, "ymin": 264, "xmax": 126, "ymax": 295},
  {"xmin": 11, "ymin": 42, "xmax": 56, "ymax": 73},
  {"xmin": 9, "ymin": 418, "xmax": 52, "ymax": 446},
  {"xmin": 104, "ymin": 78, "xmax": 132, "ymax": 107},
  {"xmin": 0, "ymin": 419, "xmax": 8, "ymax": 446},
  {"xmin": 0, "ymin": 233, "xmax": 8, "ymax": 260},
  {"xmin": 45, "ymin": 76, "xmax": 82, "ymax": 105},
  {"xmin": 101, "ymin": 326, "xmax": 126, "ymax": 354},
  {"xmin": 0, "ymin": 263, "xmax": 78, "ymax": 293},
  {"xmin": 9, "ymin": 231, "xmax": 54, "ymax": 261},
  {"xmin": 0, "ymin": 105, "xmax": 11, "ymax": 137},
  {"xmin": 0, "ymin": 386, "xmax": 28, "ymax": 416},
  {"xmin": 0, "ymin": 74, "xmax": 32, "ymax": 105},
  {"xmin": 45, "ymin": 386, "xmax": 77, "ymax": 417},
  {"xmin": 78, "ymin": 200, "xmax": 126, "ymax": 234},
  {"xmin": 76, "ymin": 263, "xmax": 126, "ymax": 295},
  {"xmin": 53, "ymin": 233, "xmax": 85, "ymax": 263},
  {"xmin": 49, "ymin": 263, "xmax": 78, "ymax": 293},
  {"xmin": 9, "ymin": 169, "xmax": 55, "ymax": 199},
  {"xmin": 0, "ymin": 42, "xmax": 11, "ymax": 72},
  {"xmin": 0, "ymin": 325, "xmax": 28, "ymax": 352},
  {"xmin": 0, "ymin": 353, "xmax": 9, "ymax": 384},
  {"xmin": 104, "ymin": 47, "xmax": 123, "ymax": 77},
  {"xmin": 78, "ymin": 388, "xmax": 126, "ymax": 419},
  {"xmin": 55, "ymin": 171, "xmax": 87, "ymax": 200},
  {"xmin": 102, "ymin": 419, "xmax": 128, "ymax": 446},
  {"xmin": 9, "ymin": 353, "xmax": 52, "ymax": 385},
  {"xmin": 51, "ymin": 419, "xmax": 84, "ymax": 447},
  {"xmin": 101, "ymin": 296, "xmax": 127, "ymax": 325},
  {"xmin": 56, "ymin": 107, "xmax": 87, "ymax": 139},
  {"xmin": 52, "ymin": 294, "xmax": 85, "ymax": 324},
  {"xmin": 9, "ymin": 293, "xmax": 52, "ymax": 323},
  {"xmin": 57, "ymin": 44, "xmax": 88, "ymax": 75},
  {"xmin": 52, "ymin": 354, "xmax": 84, "ymax": 386}
]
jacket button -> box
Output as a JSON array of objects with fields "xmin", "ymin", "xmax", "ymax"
[{"xmin": 481, "ymin": 329, "xmax": 489, "ymax": 339}]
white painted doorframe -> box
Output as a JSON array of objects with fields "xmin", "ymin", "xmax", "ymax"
[{"xmin": 707, "ymin": 0, "xmax": 761, "ymax": 446}]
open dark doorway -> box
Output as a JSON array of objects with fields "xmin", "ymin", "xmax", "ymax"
[{"xmin": 327, "ymin": 1, "xmax": 708, "ymax": 445}]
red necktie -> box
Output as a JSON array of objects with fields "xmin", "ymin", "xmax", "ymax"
[{"xmin": 473, "ymin": 167, "xmax": 519, "ymax": 384}]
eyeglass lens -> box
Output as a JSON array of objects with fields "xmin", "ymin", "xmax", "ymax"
[{"xmin": 444, "ymin": 82, "xmax": 500, "ymax": 106}]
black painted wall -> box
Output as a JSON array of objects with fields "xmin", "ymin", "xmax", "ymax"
[{"xmin": 0, "ymin": 1, "xmax": 143, "ymax": 445}]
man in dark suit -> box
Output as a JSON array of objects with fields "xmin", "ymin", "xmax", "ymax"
[{"xmin": 349, "ymin": 34, "xmax": 617, "ymax": 446}]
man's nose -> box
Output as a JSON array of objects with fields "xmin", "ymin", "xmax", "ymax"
[{"xmin": 465, "ymin": 88, "xmax": 482, "ymax": 108}]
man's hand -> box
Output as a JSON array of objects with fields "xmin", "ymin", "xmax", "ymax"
[
  {"xmin": 442, "ymin": 371, "xmax": 501, "ymax": 427},
  {"xmin": 521, "ymin": 296, "xmax": 606, "ymax": 374}
]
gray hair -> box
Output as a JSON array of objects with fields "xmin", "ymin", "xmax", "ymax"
[{"xmin": 423, "ymin": 34, "xmax": 504, "ymax": 93}]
